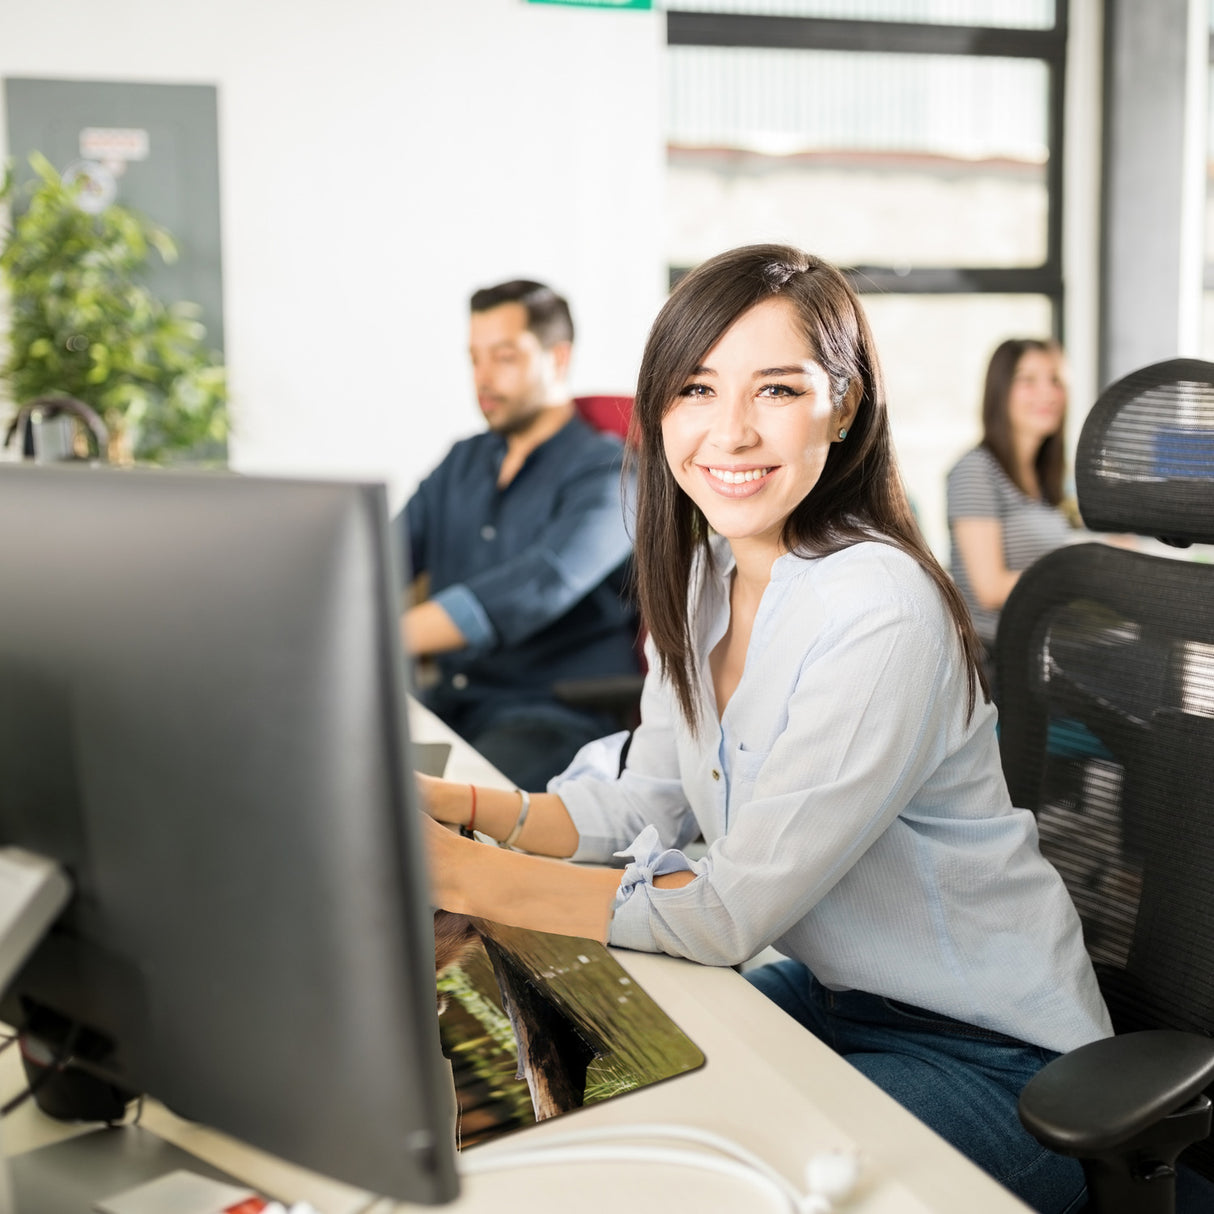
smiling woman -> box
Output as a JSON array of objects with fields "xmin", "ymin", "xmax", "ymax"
[
  {"xmin": 420, "ymin": 245, "xmax": 1112, "ymax": 1214},
  {"xmin": 656, "ymin": 296, "xmax": 858, "ymax": 719},
  {"xmin": 660, "ymin": 298, "xmax": 853, "ymax": 558},
  {"xmin": 630, "ymin": 245, "xmax": 982, "ymax": 729}
]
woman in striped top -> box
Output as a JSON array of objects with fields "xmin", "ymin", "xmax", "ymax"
[{"xmin": 947, "ymin": 339, "xmax": 1082, "ymax": 679}]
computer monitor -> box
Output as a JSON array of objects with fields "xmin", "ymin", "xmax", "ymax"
[{"xmin": 0, "ymin": 463, "xmax": 459, "ymax": 1204}]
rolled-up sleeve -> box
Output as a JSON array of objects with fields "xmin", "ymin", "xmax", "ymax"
[
  {"xmin": 602, "ymin": 584, "xmax": 959, "ymax": 966},
  {"xmin": 431, "ymin": 583, "xmax": 497, "ymax": 650}
]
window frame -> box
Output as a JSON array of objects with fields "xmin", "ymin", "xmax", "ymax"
[
  {"xmin": 665, "ymin": 6, "xmax": 1069, "ymax": 331},
  {"xmin": 1206, "ymin": 25, "xmax": 1214, "ymax": 294}
]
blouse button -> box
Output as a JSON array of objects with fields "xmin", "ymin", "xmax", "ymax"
[
  {"xmin": 711, "ymin": 769, "xmax": 720, "ymax": 781},
  {"xmin": 480, "ymin": 524, "xmax": 497, "ymax": 541},
  {"xmin": 452, "ymin": 673, "xmax": 469, "ymax": 690}
]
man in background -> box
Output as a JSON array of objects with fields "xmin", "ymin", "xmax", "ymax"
[{"xmin": 398, "ymin": 279, "xmax": 638, "ymax": 790}]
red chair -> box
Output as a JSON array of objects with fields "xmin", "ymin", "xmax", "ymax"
[{"xmin": 574, "ymin": 395, "xmax": 635, "ymax": 445}]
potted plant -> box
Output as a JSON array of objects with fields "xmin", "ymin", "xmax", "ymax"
[{"xmin": 0, "ymin": 152, "xmax": 228, "ymax": 465}]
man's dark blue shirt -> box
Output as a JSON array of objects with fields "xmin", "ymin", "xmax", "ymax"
[{"xmin": 398, "ymin": 414, "xmax": 638, "ymax": 740}]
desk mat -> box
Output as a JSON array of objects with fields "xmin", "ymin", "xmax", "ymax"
[{"xmin": 436, "ymin": 919, "xmax": 706, "ymax": 1149}]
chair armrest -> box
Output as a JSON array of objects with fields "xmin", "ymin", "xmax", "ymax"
[
  {"xmin": 1019, "ymin": 1030, "xmax": 1214, "ymax": 1155},
  {"xmin": 552, "ymin": 674, "xmax": 645, "ymax": 716}
]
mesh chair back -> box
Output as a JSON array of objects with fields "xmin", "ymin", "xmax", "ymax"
[
  {"xmin": 1076, "ymin": 357, "xmax": 1214, "ymax": 544},
  {"xmin": 997, "ymin": 358, "xmax": 1214, "ymax": 1183}
]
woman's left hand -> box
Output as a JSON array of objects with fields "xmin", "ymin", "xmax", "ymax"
[{"xmin": 419, "ymin": 810, "xmax": 620, "ymax": 942}]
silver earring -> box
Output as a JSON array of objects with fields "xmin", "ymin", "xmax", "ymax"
[{"xmin": 837, "ymin": 427, "xmax": 848, "ymax": 440}]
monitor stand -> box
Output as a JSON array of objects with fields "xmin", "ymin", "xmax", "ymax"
[
  {"xmin": 2, "ymin": 1125, "xmax": 251, "ymax": 1214},
  {"xmin": 0, "ymin": 849, "xmax": 247, "ymax": 1213}
]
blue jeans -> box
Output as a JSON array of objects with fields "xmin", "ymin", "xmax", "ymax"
[{"xmin": 746, "ymin": 959, "xmax": 1086, "ymax": 1214}]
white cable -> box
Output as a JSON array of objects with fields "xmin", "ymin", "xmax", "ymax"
[
  {"xmin": 461, "ymin": 1122, "xmax": 860, "ymax": 1214},
  {"xmin": 463, "ymin": 1143, "xmax": 805, "ymax": 1213},
  {"xmin": 510, "ymin": 1122, "xmax": 798, "ymax": 1194}
]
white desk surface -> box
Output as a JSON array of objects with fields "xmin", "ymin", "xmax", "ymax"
[{"xmin": 0, "ymin": 701, "xmax": 1030, "ymax": 1214}]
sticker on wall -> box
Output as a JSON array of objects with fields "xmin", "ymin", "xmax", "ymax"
[{"xmin": 79, "ymin": 126, "xmax": 150, "ymax": 176}]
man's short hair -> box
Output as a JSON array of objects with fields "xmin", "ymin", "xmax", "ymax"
[{"xmin": 470, "ymin": 280, "xmax": 574, "ymax": 349}]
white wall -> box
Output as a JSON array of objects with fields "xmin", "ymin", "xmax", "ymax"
[{"xmin": 0, "ymin": 0, "xmax": 667, "ymax": 510}]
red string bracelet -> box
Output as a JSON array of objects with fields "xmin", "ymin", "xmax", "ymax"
[{"xmin": 468, "ymin": 784, "xmax": 477, "ymax": 832}]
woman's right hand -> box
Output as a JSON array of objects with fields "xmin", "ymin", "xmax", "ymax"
[{"xmin": 421, "ymin": 810, "xmax": 466, "ymax": 909}]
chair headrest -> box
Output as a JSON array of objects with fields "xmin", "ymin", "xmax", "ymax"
[
  {"xmin": 1076, "ymin": 357, "xmax": 1214, "ymax": 548},
  {"xmin": 574, "ymin": 395, "xmax": 634, "ymax": 444}
]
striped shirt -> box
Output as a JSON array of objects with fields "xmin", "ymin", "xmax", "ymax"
[
  {"xmin": 946, "ymin": 445, "xmax": 1081, "ymax": 645},
  {"xmin": 555, "ymin": 537, "xmax": 1111, "ymax": 1055}
]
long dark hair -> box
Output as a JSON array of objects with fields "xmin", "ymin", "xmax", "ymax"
[
  {"xmin": 980, "ymin": 338, "xmax": 1066, "ymax": 505},
  {"xmin": 629, "ymin": 244, "xmax": 988, "ymax": 729}
]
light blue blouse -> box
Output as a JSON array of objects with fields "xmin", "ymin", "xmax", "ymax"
[{"xmin": 555, "ymin": 537, "xmax": 1112, "ymax": 1055}]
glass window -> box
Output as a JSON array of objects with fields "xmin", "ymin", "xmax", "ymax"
[
  {"xmin": 667, "ymin": 46, "xmax": 1050, "ymax": 270},
  {"xmin": 662, "ymin": 0, "xmax": 1056, "ymax": 28},
  {"xmin": 862, "ymin": 293, "xmax": 1055, "ymax": 558}
]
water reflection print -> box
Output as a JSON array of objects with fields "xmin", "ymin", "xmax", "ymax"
[{"xmin": 436, "ymin": 918, "xmax": 706, "ymax": 1148}]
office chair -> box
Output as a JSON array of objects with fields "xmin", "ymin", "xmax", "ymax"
[
  {"xmin": 573, "ymin": 394, "xmax": 635, "ymax": 444},
  {"xmin": 996, "ymin": 358, "xmax": 1214, "ymax": 1214},
  {"xmin": 2, "ymin": 394, "xmax": 109, "ymax": 463},
  {"xmin": 552, "ymin": 396, "xmax": 646, "ymax": 734}
]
